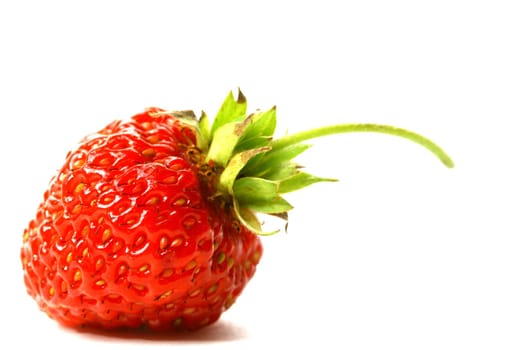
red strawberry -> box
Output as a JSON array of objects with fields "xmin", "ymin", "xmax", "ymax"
[{"xmin": 21, "ymin": 90, "xmax": 453, "ymax": 331}]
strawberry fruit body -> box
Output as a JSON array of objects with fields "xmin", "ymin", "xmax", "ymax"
[{"xmin": 21, "ymin": 91, "xmax": 453, "ymax": 331}]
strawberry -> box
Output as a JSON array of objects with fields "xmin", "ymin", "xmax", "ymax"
[{"xmin": 21, "ymin": 90, "xmax": 453, "ymax": 332}]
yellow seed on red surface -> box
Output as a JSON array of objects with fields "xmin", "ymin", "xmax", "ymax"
[
  {"xmin": 173, "ymin": 197, "xmax": 186, "ymax": 206},
  {"xmin": 188, "ymin": 289, "xmax": 201, "ymax": 298},
  {"xmin": 147, "ymin": 135, "xmax": 160, "ymax": 144},
  {"xmin": 95, "ymin": 257, "xmax": 104, "ymax": 272},
  {"xmin": 95, "ymin": 279, "xmax": 106, "ymax": 287},
  {"xmin": 60, "ymin": 280, "xmax": 68, "ymax": 294},
  {"xmin": 183, "ymin": 307, "xmax": 196, "ymax": 315},
  {"xmin": 158, "ymin": 289, "xmax": 172, "ymax": 299},
  {"xmin": 216, "ymin": 252, "xmax": 225, "ymax": 264},
  {"xmin": 224, "ymin": 294, "xmax": 235, "ymax": 309},
  {"xmin": 141, "ymin": 148, "xmax": 156, "ymax": 158},
  {"xmin": 170, "ymin": 237, "xmax": 183, "ymax": 248},
  {"xmin": 99, "ymin": 158, "xmax": 111, "ymax": 166},
  {"xmin": 106, "ymin": 293, "xmax": 121, "ymax": 302},
  {"xmin": 52, "ymin": 210, "xmax": 63, "ymax": 222},
  {"xmin": 160, "ymin": 268, "xmax": 174, "ymax": 278},
  {"xmin": 163, "ymin": 175, "xmax": 177, "ymax": 184},
  {"xmin": 159, "ymin": 236, "xmax": 169, "ymax": 250},
  {"xmin": 146, "ymin": 197, "xmax": 159, "ymax": 206},
  {"xmin": 112, "ymin": 240, "xmax": 123, "ymax": 253},
  {"xmin": 101, "ymin": 195, "xmax": 114, "ymax": 204},
  {"xmin": 133, "ymin": 283, "xmax": 145, "ymax": 291},
  {"xmin": 118, "ymin": 264, "xmax": 129, "ymax": 276},
  {"xmin": 74, "ymin": 183, "xmax": 85, "ymax": 193},
  {"xmin": 207, "ymin": 283, "xmax": 218, "ymax": 295},
  {"xmin": 172, "ymin": 318, "xmax": 183, "ymax": 327},
  {"xmin": 72, "ymin": 158, "xmax": 85, "ymax": 169},
  {"xmin": 102, "ymin": 228, "xmax": 112, "ymax": 243},
  {"xmin": 183, "ymin": 216, "xmax": 196, "ymax": 229},
  {"xmin": 74, "ymin": 270, "xmax": 82, "ymax": 282},
  {"xmin": 134, "ymin": 234, "xmax": 146, "ymax": 247},
  {"xmin": 71, "ymin": 204, "xmax": 82, "ymax": 215},
  {"xmin": 185, "ymin": 260, "xmax": 197, "ymax": 271}
]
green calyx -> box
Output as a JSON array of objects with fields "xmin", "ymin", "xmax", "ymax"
[{"xmin": 179, "ymin": 90, "xmax": 454, "ymax": 235}]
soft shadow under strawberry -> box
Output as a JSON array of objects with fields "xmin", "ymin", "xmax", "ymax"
[{"xmin": 66, "ymin": 319, "xmax": 248, "ymax": 342}]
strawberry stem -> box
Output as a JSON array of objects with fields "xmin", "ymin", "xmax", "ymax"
[
  {"xmin": 270, "ymin": 124, "xmax": 454, "ymax": 168},
  {"xmin": 194, "ymin": 90, "xmax": 454, "ymax": 235}
]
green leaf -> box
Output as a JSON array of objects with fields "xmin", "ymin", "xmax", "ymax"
[
  {"xmin": 254, "ymin": 106, "xmax": 277, "ymax": 136},
  {"xmin": 238, "ymin": 107, "xmax": 276, "ymax": 142},
  {"xmin": 278, "ymin": 172, "xmax": 338, "ymax": 193},
  {"xmin": 236, "ymin": 194, "xmax": 293, "ymax": 214},
  {"xmin": 205, "ymin": 121, "xmax": 242, "ymax": 167},
  {"xmin": 218, "ymin": 147, "xmax": 271, "ymax": 194},
  {"xmin": 198, "ymin": 111, "xmax": 211, "ymax": 150},
  {"xmin": 207, "ymin": 111, "xmax": 266, "ymax": 166},
  {"xmin": 233, "ymin": 177, "xmax": 279, "ymax": 204},
  {"xmin": 233, "ymin": 177, "xmax": 293, "ymax": 214},
  {"xmin": 242, "ymin": 143, "xmax": 312, "ymax": 177},
  {"xmin": 260, "ymin": 143, "xmax": 311, "ymax": 168},
  {"xmin": 234, "ymin": 107, "xmax": 276, "ymax": 152},
  {"xmin": 264, "ymin": 163, "xmax": 299, "ymax": 181},
  {"xmin": 235, "ymin": 136, "xmax": 272, "ymax": 151},
  {"xmin": 233, "ymin": 200, "xmax": 279, "ymax": 236},
  {"xmin": 241, "ymin": 195, "xmax": 293, "ymax": 214},
  {"xmin": 211, "ymin": 89, "xmax": 247, "ymax": 135}
]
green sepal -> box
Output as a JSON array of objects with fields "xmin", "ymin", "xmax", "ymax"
[
  {"xmin": 242, "ymin": 143, "xmax": 311, "ymax": 178},
  {"xmin": 264, "ymin": 163, "xmax": 300, "ymax": 181},
  {"xmin": 233, "ymin": 177, "xmax": 294, "ymax": 213},
  {"xmin": 205, "ymin": 121, "xmax": 242, "ymax": 166},
  {"xmin": 240, "ymin": 196, "xmax": 293, "ymax": 214},
  {"xmin": 279, "ymin": 172, "xmax": 338, "ymax": 193},
  {"xmin": 233, "ymin": 199, "xmax": 279, "ymax": 236},
  {"xmin": 235, "ymin": 107, "xmax": 277, "ymax": 152},
  {"xmin": 233, "ymin": 177, "xmax": 278, "ymax": 203},
  {"xmin": 169, "ymin": 90, "xmax": 454, "ymax": 236},
  {"xmin": 211, "ymin": 89, "xmax": 247, "ymax": 135},
  {"xmin": 218, "ymin": 147, "xmax": 271, "ymax": 194},
  {"xmin": 235, "ymin": 136, "xmax": 272, "ymax": 152},
  {"xmin": 206, "ymin": 113, "xmax": 260, "ymax": 166},
  {"xmin": 198, "ymin": 111, "xmax": 211, "ymax": 151}
]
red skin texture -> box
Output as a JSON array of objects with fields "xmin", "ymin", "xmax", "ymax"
[{"xmin": 20, "ymin": 108, "xmax": 263, "ymax": 331}]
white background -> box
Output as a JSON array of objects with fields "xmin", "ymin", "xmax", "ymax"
[{"xmin": 1, "ymin": 0, "xmax": 524, "ymax": 349}]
